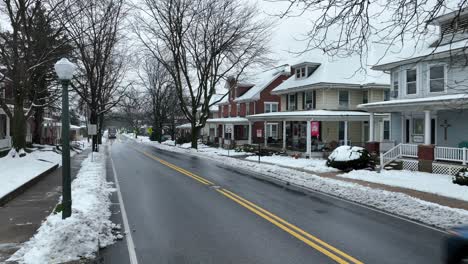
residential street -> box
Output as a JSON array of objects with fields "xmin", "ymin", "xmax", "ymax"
[{"xmin": 101, "ymin": 135, "xmax": 447, "ymax": 264}]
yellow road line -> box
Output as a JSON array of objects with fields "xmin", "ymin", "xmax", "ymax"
[
  {"xmin": 222, "ymin": 189, "xmax": 363, "ymax": 264},
  {"xmin": 217, "ymin": 189, "xmax": 351, "ymax": 264},
  {"xmin": 130, "ymin": 145, "xmax": 363, "ymax": 264}
]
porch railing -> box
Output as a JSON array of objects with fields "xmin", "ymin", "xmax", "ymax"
[
  {"xmin": 435, "ymin": 146, "xmax": 467, "ymax": 165},
  {"xmin": 380, "ymin": 143, "xmax": 418, "ymax": 171},
  {"xmin": 400, "ymin": 144, "xmax": 418, "ymax": 158}
]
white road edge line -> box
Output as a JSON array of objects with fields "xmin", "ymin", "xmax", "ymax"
[{"xmin": 110, "ymin": 153, "xmax": 139, "ymax": 264}]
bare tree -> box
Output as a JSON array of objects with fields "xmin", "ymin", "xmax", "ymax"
[
  {"xmin": 274, "ymin": 0, "xmax": 468, "ymax": 66},
  {"xmin": 138, "ymin": 56, "xmax": 177, "ymax": 142},
  {"xmin": 133, "ymin": 0, "xmax": 273, "ymax": 148},
  {"xmin": 61, "ymin": 0, "xmax": 129, "ymax": 151},
  {"xmin": 0, "ymin": 0, "xmax": 73, "ymax": 149},
  {"xmin": 120, "ymin": 86, "xmax": 148, "ymax": 138}
]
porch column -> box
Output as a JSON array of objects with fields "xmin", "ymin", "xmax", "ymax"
[
  {"xmin": 369, "ymin": 112, "xmax": 374, "ymax": 142},
  {"xmin": 230, "ymin": 124, "xmax": 234, "ymax": 141},
  {"xmin": 214, "ymin": 124, "xmax": 218, "ymax": 137},
  {"xmin": 344, "ymin": 121, "xmax": 348, "ymax": 146},
  {"xmin": 264, "ymin": 121, "xmax": 267, "ymax": 147},
  {"xmin": 306, "ymin": 120, "xmax": 311, "ymax": 157},
  {"xmin": 6, "ymin": 115, "xmax": 10, "ymax": 137},
  {"xmin": 282, "ymin": 120, "xmax": 286, "ymax": 150},
  {"xmin": 248, "ymin": 122, "xmax": 252, "ymax": 145},
  {"xmin": 424, "ymin": 110, "xmax": 431, "ymax": 145}
]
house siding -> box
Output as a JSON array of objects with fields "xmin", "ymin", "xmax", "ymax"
[
  {"xmin": 390, "ymin": 112, "xmax": 402, "ymax": 144},
  {"xmin": 437, "ymin": 109, "xmax": 468, "ymax": 147}
]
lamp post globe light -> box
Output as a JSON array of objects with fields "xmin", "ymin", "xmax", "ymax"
[{"xmin": 55, "ymin": 58, "xmax": 76, "ymax": 219}]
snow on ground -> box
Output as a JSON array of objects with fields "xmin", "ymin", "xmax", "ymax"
[
  {"xmin": 340, "ymin": 170, "xmax": 468, "ymax": 202},
  {"xmin": 0, "ymin": 150, "xmax": 61, "ymax": 200},
  {"xmin": 8, "ymin": 150, "xmax": 115, "ymax": 264},
  {"xmin": 125, "ymin": 135, "xmax": 468, "ymax": 228},
  {"xmin": 245, "ymin": 155, "xmax": 338, "ymax": 173}
]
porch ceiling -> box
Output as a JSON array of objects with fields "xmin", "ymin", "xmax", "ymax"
[
  {"xmin": 206, "ymin": 117, "xmax": 249, "ymax": 124},
  {"xmin": 246, "ymin": 110, "xmax": 371, "ymax": 122}
]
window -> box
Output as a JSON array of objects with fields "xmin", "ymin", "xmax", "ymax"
[
  {"xmin": 362, "ymin": 90, "xmax": 368, "ymax": 104},
  {"xmin": 295, "ymin": 68, "xmax": 301, "ymax": 78},
  {"xmin": 384, "ymin": 90, "xmax": 390, "ymax": 101},
  {"xmin": 413, "ymin": 118, "xmax": 424, "ymax": 134},
  {"xmin": 265, "ymin": 102, "xmax": 278, "ymax": 113},
  {"xmin": 246, "ymin": 103, "xmax": 250, "ymax": 115},
  {"xmin": 338, "ymin": 91, "xmax": 349, "ymax": 108},
  {"xmin": 296, "ymin": 67, "xmax": 306, "ymax": 79},
  {"xmin": 304, "ymin": 91, "xmax": 314, "ymax": 109},
  {"xmin": 429, "ymin": 65, "xmax": 445, "ymax": 92},
  {"xmin": 266, "ymin": 123, "xmax": 278, "ymax": 139},
  {"xmin": 383, "ymin": 120, "xmax": 390, "ymax": 140},
  {"xmin": 237, "ymin": 103, "xmax": 240, "ymax": 116},
  {"xmin": 406, "ymin": 69, "xmax": 417, "ymax": 95},
  {"xmin": 392, "ymin": 71, "xmax": 399, "ymax": 97},
  {"xmin": 301, "ymin": 67, "xmax": 306, "ymax": 77},
  {"xmin": 288, "ymin": 94, "xmax": 296, "ymax": 110}
]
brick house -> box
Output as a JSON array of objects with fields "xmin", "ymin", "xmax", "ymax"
[{"xmin": 206, "ymin": 65, "xmax": 291, "ymax": 146}]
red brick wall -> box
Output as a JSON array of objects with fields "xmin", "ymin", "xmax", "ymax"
[
  {"xmin": 239, "ymin": 103, "xmax": 246, "ymax": 117},
  {"xmin": 255, "ymin": 74, "xmax": 290, "ymax": 114}
]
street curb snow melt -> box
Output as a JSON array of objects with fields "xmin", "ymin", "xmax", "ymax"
[
  {"xmin": 8, "ymin": 150, "xmax": 116, "ymax": 264},
  {"xmin": 125, "ymin": 134, "xmax": 468, "ymax": 229}
]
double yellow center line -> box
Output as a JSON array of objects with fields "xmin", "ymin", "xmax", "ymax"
[{"xmin": 139, "ymin": 149, "xmax": 363, "ymax": 264}]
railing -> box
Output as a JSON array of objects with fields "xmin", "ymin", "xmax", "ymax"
[
  {"xmin": 435, "ymin": 146, "xmax": 467, "ymax": 165},
  {"xmin": 400, "ymin": 144, "xmax": 418, "ymax": 158}
]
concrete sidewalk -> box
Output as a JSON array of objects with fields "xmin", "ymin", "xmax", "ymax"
[{"xmin": 0, "ymin": 149, "xmax": 91, "ymax": 262}]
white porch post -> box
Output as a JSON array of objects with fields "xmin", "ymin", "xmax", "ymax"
[
  {"xmin": 306, "ymin": 120, "xmax": 311, "ymax": 157},
  {"xmin": 282, "ymin": 120, "xmax": 286, "ymax": 150},
  {"xmin": 248, "ymin": 121, "xmax": 252, "ymax": 144},
  {"xmin": 344, "ymin": 121, "xmax": 348, "ymax": 145},
  {"xmin": 369, "ymin": 112, "xmax": 374, "ymax": 142},
  {"xmin": 230, "ymin": 124, "xmax": 234, "ymax": 141},
  {"xmin": 264, "ymin": 121, "xmax": 267, "ymax": 147},
  {"xmin": 214, "ymin": 124, "xmax": 218, "ymax": 137},
  {"xmin": 424, "ymin": 110, "xmax": 431, "ymax": 145}
]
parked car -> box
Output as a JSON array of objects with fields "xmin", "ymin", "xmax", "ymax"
[
  {"xmin": 445, "ymin": 225, "xmax": 468, "ymax": 264},
  {"xmin": 108, "ymin": 128, "xmax": 117, "ymax": 139}
]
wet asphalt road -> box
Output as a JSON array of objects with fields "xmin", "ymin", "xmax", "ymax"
[{"xmin": 100, "ymin": 136, "xmax": 447, "ymax": 264}]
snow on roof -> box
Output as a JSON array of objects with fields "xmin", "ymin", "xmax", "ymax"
[
  {"xmin": 272, "ymin": 58, "xmax": 389, "ymax": 94},
  {"xmin": 209, "ymin": 94, "xmax": 228, "ymax": 111},
  {"xmin": 373, "ymin": 39, "xmax": 468, "ymax": 70},
  {"xmin": 234, "ymin": 66, "xmax": 290, "ymax": 103},
  {"xmin": 248, "ymin": 110, "xmax": 370, "ymax": 118},
  {"xmin": 359, "ymin": 93, "xmax": 468, "ymax": 108},
  {"xmin": 206, "ymin": 117, "xmax": 249, "ymax": 123}
]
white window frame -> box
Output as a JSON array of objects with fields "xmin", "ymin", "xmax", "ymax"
[
  {"xmin": 338, "ymin": 90, "xmax": 350, "ymax": 109},
  {"xmin": 362, "ymin": 90, "xmax": 368, "ymax": 104},
  {"xmin": 428, "ymin": 64, "xmax": 447, "ymax": 94},
  {"xmin": 288, "ymin": 94, "xmax": 296, "ymax": 110},
  {"xmin": 295, "ymin": 67, "xmax": 306, "ymax": 79},
  {"xmin": 264, "ymin": 102, "xmax": 279, "ymax": 113},
  {"xmin": 382, "ymin": 119, "xmax": 391, "ymax": 141},
  {"xmin": 236, "ymin": 103, "xmax": 240, "ymax": 116},
  {"xmin": 405, "ymin": 68, "xmax": 417, "ymax": 95},
  {"xmin": 266, "ymin": 123, "xmax": 278, "ymax": 139},
  {"xmin": 304, "ymin": 91, "xmax": 314, "ymax": 109},
  {"xmin": 392, "ymin": 70, "xmax": 399, "ymax": 98},
  {"xmin": 246, "ymin": 102, "xmax": 250, "ymax": 115}
]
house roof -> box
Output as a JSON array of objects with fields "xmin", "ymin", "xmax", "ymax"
[
  {"xmin": 209, "ymin": 94, "xmax": 228, "ymax": 111},
  {"xmin": 372, "ymin": 39, "xmax": 468, "ymax": 71},
  {"xmin": 358, "ymin": 93, "xmax": 468, "ymax": 112},
  {"xmin": 246, "ymin": 110, "xmax": 372, "ymax": 122},
  {"xmin": 272, "ymin": 58, "xmax": 389, "ymax": 94},
  {"xmin": 234, "ymin": 66, "xmax": 290, "ymax": 103},
  {"xmin": 428, "ymin": 8, "xmax": 468, "ymax": 25}
]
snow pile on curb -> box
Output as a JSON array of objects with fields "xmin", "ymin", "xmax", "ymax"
[
  {"xmin": 136, "ymin": 137, "xmax": 468, "ymax": 228},
  {"xmin": 340, "ymin": 169, "xmax": 468, "ymax": 202},
  {"xmin": 9, "ymin": 151, "xmax": 115, "ymax": 264},
  {"xmin": 245, "ymin": 155, "xmax": 338, "ymax": 173}
]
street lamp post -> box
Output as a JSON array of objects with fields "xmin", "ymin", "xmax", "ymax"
[{"xmin": 55, "ymin": 58, "xmax": 76, "ymax": 219}]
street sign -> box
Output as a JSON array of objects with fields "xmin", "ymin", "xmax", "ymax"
[
  {"xmin": 256, "ymin": 129, "xmax": 262, "ymax": 137},
  {"xmin": 88, "ymin": 124, "xmax": 97, "ymax": 135}
]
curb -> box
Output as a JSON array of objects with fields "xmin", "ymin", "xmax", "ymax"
[{"xmin": 0, "ymin": 164, "xmax": 59, "ymax": 207}]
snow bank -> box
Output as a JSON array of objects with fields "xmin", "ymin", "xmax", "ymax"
[
  {"xmin": 340, "ymin": 169, "xmax": 468, "ymax": 202},
  {"xmin": 245, "ymin": 155, "xmax": 337, "ymax": 173},
  {"xmin": 140, "ymin": 139, "xmax": 468, "ymax": 228},
  {"xmin": 0, "ymin": 150, "xmax": 61, "ymax": 200},
  {"xmin": 9, "ymin": 150, "xmax": 115, "ymax": 264},
  {"xmin": 328, "ymin": 146, "xmax": 365, "ymax": 161}
]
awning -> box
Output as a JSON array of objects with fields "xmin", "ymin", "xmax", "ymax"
[
  {"xmin": 206, "ymin": 117, "xmax": 249, "ymax": 124},
  {"xmin": 246, "ymin": 110, "xmax": 372, "ymax": 122},
  {"xmin": 358, "ymin": 94, "xmax": 468, "ymax": 112}
]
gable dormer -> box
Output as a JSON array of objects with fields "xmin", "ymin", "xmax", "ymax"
[
  {"xmin": 429, "ymin": 9, "xmax": 468, "ymax": 47},
  {"xmin": 291, "ymin": 62, "xmax": 320, "ymax": 80}
]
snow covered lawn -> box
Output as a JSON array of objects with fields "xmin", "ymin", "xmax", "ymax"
[
  {"xmin": 340, "ymin": 170, "xmax": 468, "ymax": 202},
  {"xmin": 245, "ymin": 155, "xmax": 337, "ymax": 173},
  {"xmin": 132, "ymin": 137, "xmax": 468, "ymax": 228},
  {"xmin": 0, "ymin": 150, "xmax": 61, "ymax": 200},
  {"xmin": 9, "ymin": 150, "xmax": 116, "ymax": 264}
]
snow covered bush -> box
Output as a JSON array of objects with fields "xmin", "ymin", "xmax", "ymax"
[
  {"xmin": 326, "ymin": 146, "xmax": 374, "ymax": 171},
  {"xmin": 453, "ymin": 167, "xmax": 468, "ymax": 186}
]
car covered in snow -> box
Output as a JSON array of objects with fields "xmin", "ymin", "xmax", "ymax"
[{"xmin": 445, "ymin": 225, "xmax": 468, "ymax": 264}]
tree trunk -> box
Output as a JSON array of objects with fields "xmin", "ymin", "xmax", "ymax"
[
  {"xmin": 12, "ymin": 106, "xmax": 26, "ymax": 150},
  {"xmin": 32, "ymin": 108, "xmax": 43, "ymax": 144},
  {"xmin": 190, "ymin": 125, "xmax": 200, "ymax": 149},
  {"xmin": 90, "ymin": 110, "xmax": 98, "ymax": 152},
  {"xmin": 97, "ymin": 113, "xmax": 104, "ymax": 144}
]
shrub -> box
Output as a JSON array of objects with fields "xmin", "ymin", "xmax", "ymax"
[
  {"xmin": 326, "ymin": 146, "xmax": 374, "ymax": 171},
  {"xmin": 453, "ymin": 167, "xmax": 468, "ymax": 186}
]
